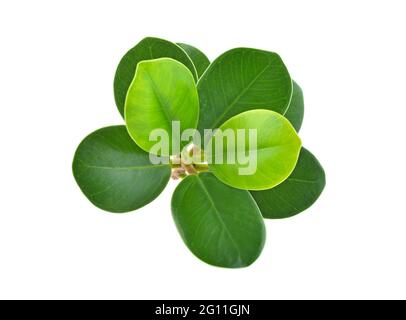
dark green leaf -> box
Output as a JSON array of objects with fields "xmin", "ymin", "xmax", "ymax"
[
  {"xmin": 197, "ymin": 48, "xmax": 292, "ymax": 136},
  {"xmin": 171, "ymin": 172, "xmax": 266, "ymax": 268},
  {"xmin": 177, "ymin": 43, "xmax": 210, "ymax": 78},
  {"xmin": 114, "ymin": 37, "xmax": 197, "ymax": 117},
  {"xmin": 284, "ymin": 81, "xmax": 304, "ymax": 132},
  {"xmin": 72, "ymin": 126, "xmax": 171, "ymax": 213},
  {"xmin": 251, "ymin": 148, "xmax": 325, "ymax": 219}
]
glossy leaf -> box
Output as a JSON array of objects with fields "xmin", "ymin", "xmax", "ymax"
[
  {"xmin": 125, "ymin": 58, "xmax": 199, "ymax": 156},
  {"xmin": 197, "ymin": 48, "xmax": 292, "ymax": 137},
  {"xmin": 114, "ymin": 37, "xmax": 197, "ymax": 117},
  {"xmin": 251, "ymin": 148, "xmax": 325, "ymax": 219},
  {"xmin": 72, "ymin": 126, "xmax": 171, "ymax": 213},
  {"xmin": 208, "ymin": 110, "xmax": 301, "ymax": 190},
  {"xmin": 284, "ymin": 81, "xmax": 304, "ymax": 132},
  {"xmin": 177, "ymin": 43, "xmax": 210, "ymax": 78},
  {"xmin": 171, "ymin": 173, "xmax": 266, "ymax": 268}
]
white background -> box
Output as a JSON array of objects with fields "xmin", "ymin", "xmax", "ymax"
[{"xmin": 1, "ymin": 0, "xmax": 405, "ymax": 299}]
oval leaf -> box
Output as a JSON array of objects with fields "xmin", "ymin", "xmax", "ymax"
[
  {"xmin": 251, "ymin": 148, "xmax": 326, "ymax": 219},
  {"xmin": 171, "ymin": 173, "xmax": 266, "ymax": 268},
  {"xmin": 114, "ymin": 37, "xmax": 197, "ymax": 117},
  {"xmin": 197, "ymin": 48, "xmax": 292, "ymax": 136},
  {"xmin": 208, "ymin": 109, "xmax": 302, "ymax": 190},
  {"xmin": 72, "ymin": 126, "xmax": 171, "ymax": 213},
  {"xmin": 284, "ymin": 81, "xmax": 304, "ymax": 132},
  {"xmin": 125, "ymin": 58, "xmax": 199, "ymax": 156},
  {"xmin": 177, "ymin": 43, "xmax": 210, "ymax": 78}
]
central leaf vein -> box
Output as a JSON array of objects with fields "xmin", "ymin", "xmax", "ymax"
[
  {"xmin": 211, "ymin": 62, "xmax": 272, "ymax": 129},
  {"xmin": 195, "ymin": 176, "xmax": 242, "ymax": 260}
]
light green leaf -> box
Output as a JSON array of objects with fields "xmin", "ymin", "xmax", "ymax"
[
  {"xmin": 208, "ymin": 109, "xmax": 301, "ymax": 190},
  {"xmin": 197, "ymin": 48, "xmax": 292, "ymax": 137},
  {"xmin": 284, "ymin": 81, "xmax": 304, "ymax": 132},
  {"xmin": 177, "ymin": 43, "xmax": 210, "ymax": 78},
  {"xmin": 251, "ymin": 148, "xmax": 325, "ymax": 219},
  {"xmin": 72, "ymin": 126, "xmax": 171, "ymax": 213},
  {"xmin": 125, "ymin": 58, "xmax": 199, "ymax": 157},
  {"xmin": 171, "ymin": 173, "xmax": 266, "ymax": 268},
  {"xmin": 114, "ymin": 37, "xmax": 197, "ymax": 117}
]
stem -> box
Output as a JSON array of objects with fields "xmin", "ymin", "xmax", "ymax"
[
  {"xmin": 194, "ymin": 163, "xmax": 209, "ymax": 172},
  {"xmin": 171, "ymin": 167, "xmax": 186, "ymax": 180},
  {"xmin": 170, "ymin": 155, "xmax": 182, "ymax": 168},
  {"xmin": 170, "ymin": 144, "xmax": 209, "ymax": 180}
]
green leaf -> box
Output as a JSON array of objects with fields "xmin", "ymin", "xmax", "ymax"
[
  {"xmin": 197, "ymin": 48, "xmax": 292, "ymax": 136},
  {"xmin": 208, "ymin": 109, "xmax": 301, "ymax": 190},
  {"xmin": 125, "ymin": 58, "xmax": 199, "ymax": 157},
  {"xmin": 177, "ymin": 43, "xmax": 210, "ymax": 78},
  {"xmin": 284, "ymin": 81, "xmax": 304, "ymax": 132},
  {"xmin": 251, "ymin": 148, "xmax": 325, "ymax": 219},
  {"xmin": 114, "ymin": 37, "xmax": 197, "ymax": 117},
  {"xmin": 72, "ymin": 126, "xmax": 171, "ymax": 213},
  {"xmin": 171, "ymin": 173, "xmax": 266, "ymax": 268}
]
